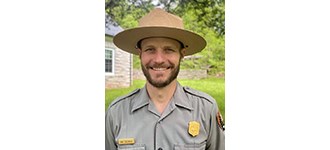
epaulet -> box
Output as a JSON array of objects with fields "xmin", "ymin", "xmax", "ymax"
[
  {"xmin": 183, "ymin": 86, "xmax": 215, "ymax": 104},
  {"xmin": 109, "ymin": 89, "xmax": 140, "ymax": 108}
]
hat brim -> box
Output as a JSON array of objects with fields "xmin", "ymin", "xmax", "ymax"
[{"xmin": 113, "ymin": 26, "xmax": 206, "ymax": 56}]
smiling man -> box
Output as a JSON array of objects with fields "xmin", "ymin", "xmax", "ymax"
[
  {"xmin": 140, "ymin": 37, "xmax": 183, "ymax": 88},
  {"xmin": 106, "ymin": 8, "xmax": 225, "ymax": 150}
]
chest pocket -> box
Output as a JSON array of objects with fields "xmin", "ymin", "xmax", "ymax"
[
  {"xmin": 118, "ymin": 144, "xmax": 146, "ymax": 150},
  {"xmin": 174, "ymin": 142, "xmax": 206, "ymax": 150}
]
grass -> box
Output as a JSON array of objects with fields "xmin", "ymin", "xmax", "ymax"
[{"xmin": 105, "ymin": 77, "xmax": 225, "ymax": 122}]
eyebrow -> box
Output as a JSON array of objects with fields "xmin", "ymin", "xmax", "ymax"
[
  {"xmin": 163, "ymin": 45, "xmax": 179, "ymax": 50},
  {"xmin": 141, "ymin": 45, "xmax": 155, "ymax": 49},
  {"xmin": 141, "ymin": 45, "xmax": 180, "ymax": 51},
  {"xmin": 136, "ymin": 38, "xmax": 185, "ymax": 49}
]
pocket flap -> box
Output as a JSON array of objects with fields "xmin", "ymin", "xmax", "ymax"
[
  {"xmin": 118, "ymin": 144, "xmax": 146, "ymax": 150},
  {"xmin": 174, "ymin": 142, "xmax": 206, "ymax": 150}
]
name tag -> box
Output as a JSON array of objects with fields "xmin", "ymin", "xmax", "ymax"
[{"xmin": 118, "ymin": 138, "xmax": 135, "ymax": 145}]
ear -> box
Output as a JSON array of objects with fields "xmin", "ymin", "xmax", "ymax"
[
  {"xmin": 180, "ymin": 48, "xmax": 186, "ymax": 59},
  {"xmin": 137, "ymin": 48, "xmax": 142, "ymax": 59}
]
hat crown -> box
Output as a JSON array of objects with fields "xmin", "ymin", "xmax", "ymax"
[{"xmin": 138, "ymin": 8, "xmax": 184, "ymax": 29}]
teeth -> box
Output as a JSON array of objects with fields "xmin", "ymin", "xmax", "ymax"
[{"xmin": 153, "ymin": 68, "xmax": 166, "ymax": 71}]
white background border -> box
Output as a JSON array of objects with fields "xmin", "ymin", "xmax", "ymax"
[{"xmin": 1, "ymin": 0, "xmax": 330, "ymax": 149}]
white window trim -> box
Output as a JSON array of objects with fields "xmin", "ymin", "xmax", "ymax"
[{"xmin": 105, "ymin": 47, "xmax": 115, "ymax": 76}]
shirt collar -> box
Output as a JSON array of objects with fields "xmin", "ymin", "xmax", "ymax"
[
  {"xmin": 172, "ymin": 82, "xmax": 193, "ymax": 111},
  {"xmin": 131, "ymin": 85, "xmax": 150, "ymax": 113},
  {"xmin": 131, "ymin": 81, "xmax": 193, "ymax": 113}
]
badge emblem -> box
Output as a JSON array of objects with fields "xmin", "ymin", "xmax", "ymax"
[{"xmin": 188, "ymin": 121, "xmax": 200, "ymax": 137}]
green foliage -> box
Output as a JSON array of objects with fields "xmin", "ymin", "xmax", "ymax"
[
  {"xmin": 106, "ymin": 0, "xmax": 153, "ymax": 29},
  {"xmin": 160, "ymin": 0, "xmax": 225, "ymax": 36},
  {"xmin": 179, "ymin": 6, "xmax": 225, "ymax": 75},
  {"xmin": 106, "ymin": 0, "xmax": 225, "ymax": 35},
  {"xmin": 105, "ymin": 36, "xmax": 113, "ymax": 42},
  {"xmin": 133, "ymin": 55, "xmax": 141, "ymax": 69}
]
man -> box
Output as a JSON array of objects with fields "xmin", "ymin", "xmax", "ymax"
[{"xmin": 106, "ymin": 8, "xmax": 225, "ymax": 150}]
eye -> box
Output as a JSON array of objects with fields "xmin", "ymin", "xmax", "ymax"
[
  {"xmin": 165, "ymin": 48, "xmax": 176, "ymax": 52},
  {"xmin": 143, "ymin": 48, "xmax": 154, "ymax": 52}
]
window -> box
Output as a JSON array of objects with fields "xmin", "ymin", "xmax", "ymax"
[{"xmin": 105, "ymin": 48, "xmax": 114, "ymax": 74}]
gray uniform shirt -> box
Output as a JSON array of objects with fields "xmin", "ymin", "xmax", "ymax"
[{"xmin": 105, "ymin": 82, "xmax": 225, "ymax": 150}]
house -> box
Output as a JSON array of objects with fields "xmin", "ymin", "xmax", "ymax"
[{"xmin": 105, "ymin": 19, "xmax": 133, "ymax": 89}]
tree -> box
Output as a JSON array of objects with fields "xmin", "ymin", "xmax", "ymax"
[
  {"xmin": 105, "ymin": 0, "xmax": 153, "ymax": 29},
  {"xmin": 157, "ymin": 0, "xmax": 225, "ymax": 36},
  {"xmin": 106, "ymin": 0, "xmax": 224, "ymax": 36}
]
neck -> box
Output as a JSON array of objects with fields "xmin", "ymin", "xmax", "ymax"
[{"xmin": 146, "ymin": 80, "xmax": 177, "ymax": 114}]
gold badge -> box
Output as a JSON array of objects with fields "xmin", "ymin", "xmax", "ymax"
[
  {"xmin": 188, "ymin": 121, "xmax": 200, "ymax": 137},
  {"xmin": 118, "ymin": 138, "xmax": 135, "ymax": 145}
]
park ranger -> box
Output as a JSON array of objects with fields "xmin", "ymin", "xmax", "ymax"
[{"xmin": 105, "ymin": 8, "xmax": 225, "ymax": 150}]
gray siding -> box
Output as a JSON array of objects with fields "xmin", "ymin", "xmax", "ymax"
[{"xmin": 105, "ymin": 40, "xmax": 133, "ymax": 89}]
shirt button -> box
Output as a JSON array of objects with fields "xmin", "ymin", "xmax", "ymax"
[{"xmin": 158, "ymin": 148, "xmax": 163, "ymax": 150}]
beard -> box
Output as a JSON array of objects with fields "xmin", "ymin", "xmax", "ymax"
[{"xmin": 141, "ymin": 61, "xmax": 180, "ymax": 88}]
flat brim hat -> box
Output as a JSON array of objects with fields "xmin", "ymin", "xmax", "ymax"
[{"xmin": 113, "ymin": 8, "xmax": 206, "ymax": 56}]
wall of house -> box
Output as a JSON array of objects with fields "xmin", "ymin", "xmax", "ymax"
[{"xmin": 105, "ymin": 41, "xmax": 133, "ymax": 89}]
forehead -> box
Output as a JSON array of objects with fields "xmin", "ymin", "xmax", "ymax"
[{"xmin": 140, "ymin": 37, "xmax": 181, "ymax": 48}]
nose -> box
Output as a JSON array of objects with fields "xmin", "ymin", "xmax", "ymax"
[{"xmin": 153, "ymin": 50, "xmax": 166, "ymax": 63}]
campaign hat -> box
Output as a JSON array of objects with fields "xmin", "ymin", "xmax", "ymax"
[{"xmin": 113, "ymin": 8, "xmax": 206, "ymax": 56}]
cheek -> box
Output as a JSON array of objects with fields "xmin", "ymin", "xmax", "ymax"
[
  {"xmin": 169, "ymin": 55, "xmax": 181, "ymax": 64},
  {"xmin": 140, "ymin": 55, "xmax": 150, "ymax": 65}
]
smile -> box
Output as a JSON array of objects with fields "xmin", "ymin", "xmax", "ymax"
[{"xmin": 150, "ymin": 67, "xmax": 171, "ymax": 71}]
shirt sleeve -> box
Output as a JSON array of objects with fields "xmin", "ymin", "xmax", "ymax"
[
  {"xmin": 105, "ymin": 109, "xmax": 117, "ymax": 150},
  {"xmin": 206, "ymin": 104, "xmax": 225, "ymax": 150}
]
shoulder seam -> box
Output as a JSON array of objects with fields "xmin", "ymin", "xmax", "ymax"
[
  {"xmin": 183, "ymin": 86, "xmax": 215, "ymax": 104},
  {"xmin": 109, "ymin": 89, "xmax": 140, "ymax": 108}
]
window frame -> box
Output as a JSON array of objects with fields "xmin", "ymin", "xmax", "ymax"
[{"xmin": 105, "ymin": 47, "xmax": 115, "ymax": 75}]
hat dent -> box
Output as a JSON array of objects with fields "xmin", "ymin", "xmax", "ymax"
[{"xmin": 138, "ymin": 8, "xmax": 184, "ymax": 29}]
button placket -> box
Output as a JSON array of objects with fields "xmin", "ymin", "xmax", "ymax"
[{"xmin": 154, "ymin": 119, "xmax": 165, "ymax": 150}]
